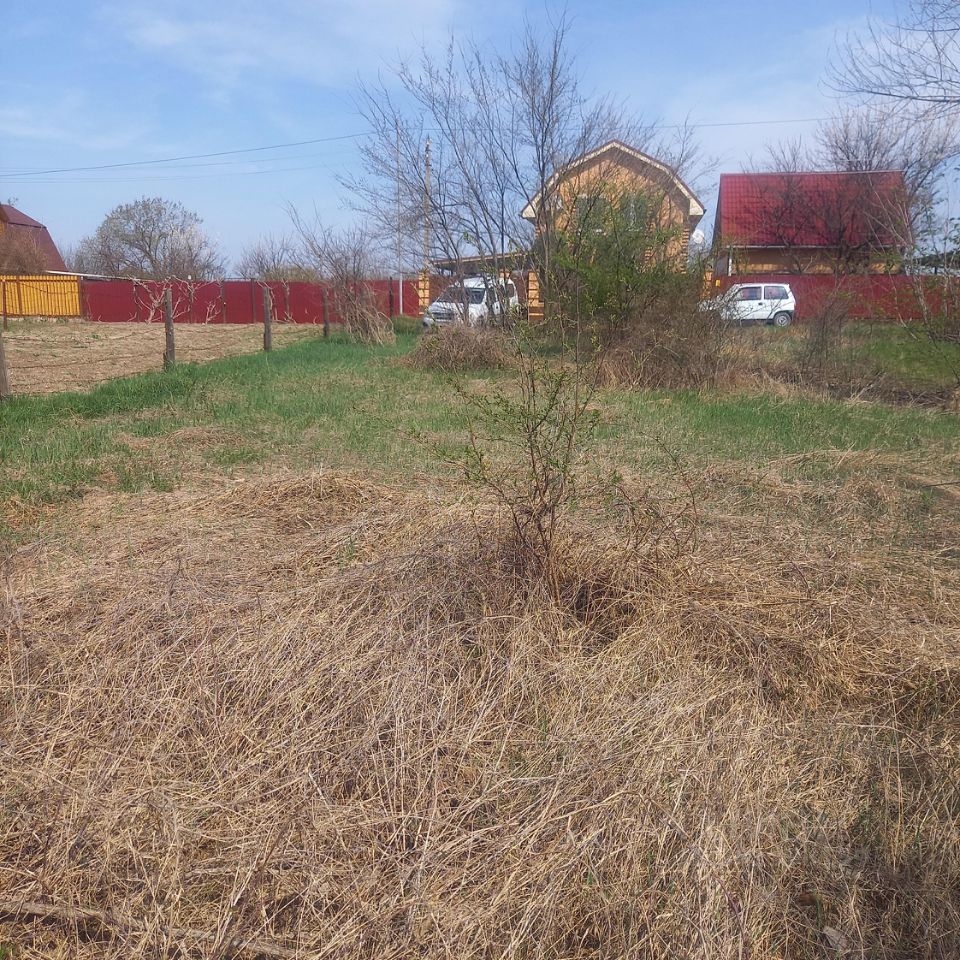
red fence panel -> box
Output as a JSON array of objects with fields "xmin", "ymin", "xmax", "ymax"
[
  {"xmin": 79, "ymin": 277, "xmax": 425, "ymax": 324},
  {"xmin": 82, "ymin": 278, "xmax": 143, "ymax": 322},
  {"xmin": 716, "ymin": 273, "xmax": 955, "ymax": 321}
]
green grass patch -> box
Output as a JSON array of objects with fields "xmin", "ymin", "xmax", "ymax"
[{"xmin": 1, "ymin": 330, "xmax": 958, "ymax": 512}]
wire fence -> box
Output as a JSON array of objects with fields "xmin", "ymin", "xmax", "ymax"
[
  {"xmin": 0, "ymin": 276, "xmax": 422, "ymax": 399},
  {"xmin": 0, "ymin": 314, "xmax": 329, "ymax": 398}
]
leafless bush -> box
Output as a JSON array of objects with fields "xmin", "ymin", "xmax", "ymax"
[
  {"xmin": 405, "ymin": 324, "xmax": 513, "ymax": 372},
  {"xmin": 235, "ymin": 234, "xmax": 317, "ymax": 282},
  {"xmin": 592, "ymin": 278, "xmax": 739, "ymax": 389},
  {"xmin": 797, "ymin": 292, "xmax": 854, "ymax": 382},
  {"xmin": 0, "ymin": 228, "xmax": 49, "ymax": 274},
  {"xmin": 289, "ymin": 213, "xmax": 394, "ymax": 345}
]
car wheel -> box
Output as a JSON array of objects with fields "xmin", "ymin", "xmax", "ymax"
[{"xmin": 772, "ymin": 312, "xmax": 792, "ymax": 328}]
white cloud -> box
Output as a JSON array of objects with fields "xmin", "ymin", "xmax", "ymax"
[
  {"xmin": 0, "ymin": 94, "xmax": 149, "ymax": 153},
  {"xmin": 103, "ymin": 0, "xmax": 460, "ymax": 98}
]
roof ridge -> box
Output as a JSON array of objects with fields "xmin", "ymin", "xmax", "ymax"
[{"xmin": 721, "ymin": 169, "xmax": 906, "ymax": 177}]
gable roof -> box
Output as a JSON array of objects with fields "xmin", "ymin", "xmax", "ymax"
[
  {"xmin": 0, "ymin": 204, "xmax": 67, "ymax": 271},
  {"xmin": 716, "ymin": 171, "xmax": 909, "ymax": 249},
  {"xmin": 520, "ymin": 140, "xmax": 705, "ymax": 222}
]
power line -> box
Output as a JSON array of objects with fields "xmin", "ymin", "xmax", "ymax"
[
  {"xmin": 0, "ymin": 163, "xmax": 339, "ymax": 185},
  {"xmin": 668, "ymin": 116, "xmax": 829, "ymax": 129},
  {"xmin": 0, "ymin": 115, "xmax": 840, "ymax": 184},
  {"xmin": 0, "ymin": 132, "xmax": 368, "ymax": 179}
]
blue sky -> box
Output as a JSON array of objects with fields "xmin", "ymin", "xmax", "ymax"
[{"xmin": 2, "ymin": 0, "xmax": 898, "ymax": 268}]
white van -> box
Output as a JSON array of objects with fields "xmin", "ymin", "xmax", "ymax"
[
  {"xmin": 701, "ymin": 282, "xmax": 797, "ymax": 326},
  {"xmin": 422, "ymin": 276, "xmax": 520, "ymax": 328}
]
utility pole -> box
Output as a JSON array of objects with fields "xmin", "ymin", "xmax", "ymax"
[
  {"xmin": 423, "ymin": 136, "xmax": 431, "ymax": 281},
  {"xmin": 396, "ymin": 121, "xmax": 404, "ymax": 317}
]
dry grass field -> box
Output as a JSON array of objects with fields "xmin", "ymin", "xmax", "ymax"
[
  {"xmin": 2, "ymin": 320, "xmax": 324, "ymax": 395},
  {"xmin": 1, "ymin": 330, "xmax": 959, "ymax": 958}
]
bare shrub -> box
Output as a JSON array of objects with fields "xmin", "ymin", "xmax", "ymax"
[
  {"xmin": 593, "ymin": 289, "xmax": 739, "ymax": 390},
  {"xmin": 767, "ymin": 293, "xmax": 884, "ymax": 395},
  {"xmin": 405, "ymin": 324, "xmax": 513, "ymax": 372},
  {"xmin": 289, "ymin": 213, "xmax": 395, "ymax": 346},
  {"xmin": 455, "ymin": 343, "xmax": 600, "ymax": 588},
  {"xmin": 797, "ymin": 291, "xmax": 854, "ymax": 383},
  {"xmin": 0, "ymin": 228, "xmax": 49, "ymax": 274}
]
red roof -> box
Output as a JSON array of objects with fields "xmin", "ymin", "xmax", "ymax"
[
  {"xmin": 0, "ymin": 204, "xmax": 67, "ymax": 272},
  {"xmin": 716, "ymin": 171, "xmax": 909, "ymax": 249}
]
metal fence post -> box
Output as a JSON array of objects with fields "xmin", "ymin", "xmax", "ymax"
[{"xmin": 322, "ymin": 289, "xmax": 330, "ymax": 339}]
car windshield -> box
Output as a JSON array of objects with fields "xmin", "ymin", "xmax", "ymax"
[{"xmin": 438, "ymin": 285, "xmax": 486, "ymax": 305}]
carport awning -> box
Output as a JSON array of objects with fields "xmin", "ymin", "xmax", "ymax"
[{"xmin": 430, "ymin": 251, "xmax": 531, "ymax": 274}]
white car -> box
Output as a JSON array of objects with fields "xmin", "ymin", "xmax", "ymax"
[
  {"xmin": 423, "ymin": 276, "xmax": 519, "ymax": 328},
  {"xmin": 700, "ymin": 282, "xmax": 796, "ymax": 327}
]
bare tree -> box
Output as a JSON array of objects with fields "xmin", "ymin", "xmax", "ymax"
[
  {"xmin": 235, "ymin": 234, "xmax": 315, "ymax": 281},
  {"xmin": 760, "ymin": 107, "xmax": 957, "ymax": 256},
  {"xmin": 816, "ymin": 108, "xmax": 958, "ymax": 241},
  {"xmin": 73, "ymin": 197, "xmax": 224, "ymax": 279},
  {"xmin": 741, "ymin": 169, "xmax": 911, "ymax": 275},
  {"xmin": 289, "ymin": 211, "xmax": 393, "ymax": 344},
  {"xmin": 347, "ymin": 16, "xmax": 707, "ymax": 328},
  {"xmin": 0, "ymin": 229, "xmax": 49, "ymax": 274},
  {"xmin": 831, "ymin": 0, "xmax": 960, "ymax": 120}
]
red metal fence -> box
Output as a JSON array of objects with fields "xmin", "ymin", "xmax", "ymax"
[
  {"xmin": 716, "ymin": 273, "xmax": 956, "ymax": 321},
  {"xmin": 80, "ymin": 278, "xmax": 420, "ymax": 324}
]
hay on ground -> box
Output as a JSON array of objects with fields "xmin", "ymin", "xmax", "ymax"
[
  {"xmin": 1, "ymin": 472, "xmax": 959, "ymax": 958},
  {"xmin": 405, "ymin": 323, "xmax": 513, "ymax": 371}
]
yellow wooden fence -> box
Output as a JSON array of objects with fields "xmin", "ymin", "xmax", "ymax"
[{"xmin": 0, "ymin": 275, "xmax": 82, "ymax": 318}]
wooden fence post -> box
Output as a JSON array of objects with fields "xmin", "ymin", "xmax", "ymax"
[
  {"xmin": 262, "ymin": 285, "xmax": 273, "ymax": 352},
  {"xmin": 2, "ymin": 278, "xmax": 7, "ymax": 332},
  {"xmin": 0, "ymin": 327, "xmax": 11, "ymax": 401},
  {"xmin": 163, "ymin": 287, "xmax": 175, "ymax": 369},
  {"xmin": 322, "ymin": 289, "xmax": 330, "ymax": 339}
]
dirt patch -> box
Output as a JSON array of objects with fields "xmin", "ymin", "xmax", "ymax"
[{"xmin": 2, "ymin": 319, "xmax": 324, "ymax": 395}]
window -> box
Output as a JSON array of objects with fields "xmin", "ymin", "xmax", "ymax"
[
  {"xmin": 439, "ymin": 285, "xmax": 485, "ymax": 305},
  {"xmin": 764, "ymin": 285, "xmax": 788, "ymax": 301},
  {"xmin": 575, "ymin": 194, "xmax": 611, "ymax": 225},
  {"xmin": 504, "ymin": 281, "xmax": 516, "ymax": 299},
  {"xmin": 735, "ymin": 286, "xmax": 763, "ymax": 301}
]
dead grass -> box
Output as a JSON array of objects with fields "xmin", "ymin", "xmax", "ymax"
[
  {"xmin": 2, "ymin": 469, "xmax": 958, "ymax": 958},
  {"xmin": 2, "ymin": 320, "xmax": 324, "ymax": 395},
  {"xmin": 404, "ymin": 324, "xmax": 513, "ymax": 372}
]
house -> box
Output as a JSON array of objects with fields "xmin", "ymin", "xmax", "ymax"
[
  {"xmin": 521, "ymin": 141, "xmax": 705, "ymax": 318},
  {"xmin": 421, "ymin": 141, "xmax": 705, "ymax": 318},
  {"xmin": 713, "ymin": 171, "xmax": 910, "ymax": 278},
  {"xmin": 0, "ymin": 204, "xmax": 67, "ymax": 273},
  {"xmin": 521, "ymin": 140, "xmax": 705, "ymax": 257}
]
